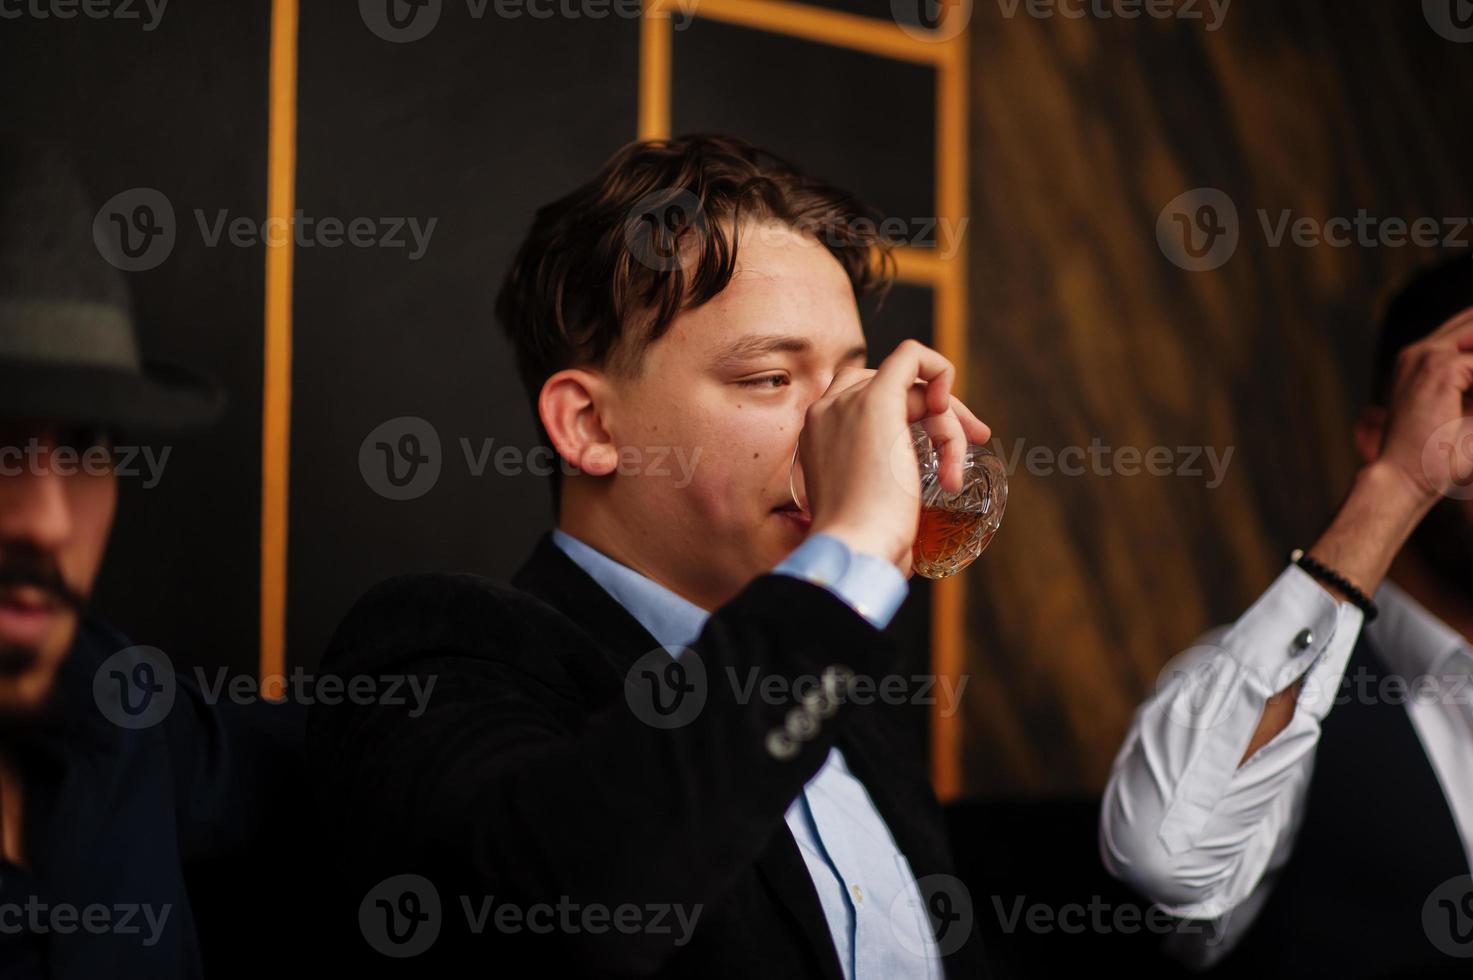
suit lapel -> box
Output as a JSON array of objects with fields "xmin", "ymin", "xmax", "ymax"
[
  {"xmin": 511, "ymin": 532, "xmax": 667, "ymax": 676},
  {"xmin": 750, "ymin": 828, "xmax": 848, "ymax": 980}
]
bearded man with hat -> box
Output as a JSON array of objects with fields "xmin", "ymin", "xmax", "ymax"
[{"xmin": 0, "ymin": 138, "xmax": 305, "ymax": 979}]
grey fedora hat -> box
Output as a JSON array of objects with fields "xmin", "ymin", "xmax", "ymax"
[{"xmin": 0, "ymin": 138, "xmax": 223, "ymax": 434}]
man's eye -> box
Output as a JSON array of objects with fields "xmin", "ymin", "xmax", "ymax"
[{"xmin": 737, "ymin": 374, "xmax": 789, "ymax": 389}]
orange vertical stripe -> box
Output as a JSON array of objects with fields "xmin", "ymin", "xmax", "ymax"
[
  {"xmin": 640, "ymin": 0, "xmax": 673, "ymax": 139},
  {"xmin": 644, "ymin": 0, "xmax": 972, "ymax": 797},
  {"xmin": 260, "ymin": 0, "xmax": 298, "ymax": 698},
  {"xmin": 930, "ymin": 29, "xmax": 970, "ymax": 802}
]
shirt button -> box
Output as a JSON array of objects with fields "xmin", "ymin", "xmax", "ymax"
[
  {"xmin": 851, "ymin": 884, "xmax": 863, "ymax": 904},
  {"xmin": 1293, "ymin": 628, "xmax": 1314, "ymax": 651}
]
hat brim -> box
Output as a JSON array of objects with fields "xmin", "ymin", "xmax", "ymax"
[{"xmin": 0, "ymin": 359, "xmax": 225, "ymax": 436}]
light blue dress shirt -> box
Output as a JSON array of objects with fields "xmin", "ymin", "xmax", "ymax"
[{"xmin": 552, "ymin": 529, "xmax": 942, "ymax": 980}]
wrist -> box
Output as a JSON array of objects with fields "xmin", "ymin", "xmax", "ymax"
[
  {"xmin": 1355, "ymin": 458, "xmax": 1438, "ymax": 524},
  {"xmin": 1307, "ymin": 459, "xmax": 1436, "ymax": 600},
  {"xmin": 809, "ymin": 520, "xmax": 907, "ymax": 570}
]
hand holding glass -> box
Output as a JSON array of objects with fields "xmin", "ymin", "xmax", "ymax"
[{"xmin": 789, "ymin": 421, "xmax": 1007, "ymax": 579}]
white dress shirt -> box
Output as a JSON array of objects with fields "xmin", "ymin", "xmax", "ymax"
[{"xmin": 1100, "ymin": 564, "xmax": 1473, "ymax": 967}]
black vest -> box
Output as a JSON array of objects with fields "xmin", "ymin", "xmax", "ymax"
[{"xmin": 1214, "ymin": 635, "xmax": 1472, "ymax": 978}]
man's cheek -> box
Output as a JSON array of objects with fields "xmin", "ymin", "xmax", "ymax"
[
  {"xmin": 670, "ymin": 443, "xmax": 707, "ymax": 490},
  {"xmin": 675, "ymin": 457, "xmax": 758, "ymax": 523},
  {"xmin": 633, "ymin": 442, "xmax": 706, "ymax": 491}
]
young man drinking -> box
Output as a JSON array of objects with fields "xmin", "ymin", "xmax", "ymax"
[{"xmin": 308, "ymin": 133, "xmax": 993, "ymax": 978}]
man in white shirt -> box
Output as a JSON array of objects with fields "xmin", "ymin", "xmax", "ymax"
[{"xmin": 1100, "ymin": 254, "xmax": 1473, "ymax": 977}]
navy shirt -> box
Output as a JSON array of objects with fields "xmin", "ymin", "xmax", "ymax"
[{"xmin": 0, "ymin": 618, "xmax": 304, "ymax": 978}]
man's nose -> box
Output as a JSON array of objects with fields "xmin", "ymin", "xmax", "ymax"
[{"xmin": 0, "ymin": 466, "xmax": 74, "ymax": 552}]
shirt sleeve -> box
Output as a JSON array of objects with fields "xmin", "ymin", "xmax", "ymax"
[
  {"xmin": 772, "ymin": 532, "xmax": 910, "ymax": 630},
  {"xmin": 1099, "ymin": 564, "xmax": 1365, "ymax": 962}
]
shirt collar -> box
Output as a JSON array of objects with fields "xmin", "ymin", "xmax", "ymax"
[
  {"xmin": 1368, "ymin": 579, "xmax": 1473, "ymax": 677},
  {"xmin": 550, "ymin": 528, "xmax": 709, "ymax": 651}
]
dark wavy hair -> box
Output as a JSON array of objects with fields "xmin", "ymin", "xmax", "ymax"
[
  {"xmin": 1371, "ymin": 251, "xmax": 1473, "ymax": 405},
  {"xmin": 1369, "ymin": 251, "xmax": 1473, "ymax": 589},
  {"xmin": 495, "ymin": 132, "xmax": 895, "ymax": 512}
]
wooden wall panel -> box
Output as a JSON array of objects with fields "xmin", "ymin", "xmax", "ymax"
[{"xmin": 959, "ymin": 0, "xmax": 1473, "ymax": 795}]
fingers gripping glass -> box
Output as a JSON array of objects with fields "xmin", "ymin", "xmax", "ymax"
[{"xmin": 788, "ymin": 422, "xmax": 1008, "ymax": 579}]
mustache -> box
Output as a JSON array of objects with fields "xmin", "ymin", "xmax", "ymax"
[{"xmin": 0, "ymin": 554, "xmax": 88, "ymax": 615}]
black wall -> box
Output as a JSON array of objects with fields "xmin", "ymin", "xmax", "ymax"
[
  {"xmin": 6, "ymin": 2, "xmax": 940, "ymax": 684},
  {"xmin": 3, "ymin": 2, "xmax": 270, "ymax": 675}
]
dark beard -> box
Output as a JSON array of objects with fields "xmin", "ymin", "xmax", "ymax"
[
  {"xmin": 0, "ymin": 643, "xmax": 62, "ymax": 743},
  {"xmin": 0, "ymin": 546, "xmax": 85, "ymax": 736},
  {"xmin": 0, "ymin": 645, "xmax": 39, "ymax": 678},
  {"xmin": 1408, "ymin": 497, "xmax": 1473, "ymax": 592}
]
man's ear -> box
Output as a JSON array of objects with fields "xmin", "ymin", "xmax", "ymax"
[
  {"xmin": 1353, "ymin": 405, "xmax": 1388, "ymax": 466},
  {"xmin": 539, "ymin": 369, "xmax": 620, "ymax": 476}
]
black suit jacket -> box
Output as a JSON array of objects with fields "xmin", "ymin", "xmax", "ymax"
[{"xmin": 306, "ymin": 532, "xmax": 987, "ymax": 978}]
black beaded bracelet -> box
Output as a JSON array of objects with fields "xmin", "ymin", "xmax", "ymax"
[{"xmin": 1289, "ymin": 549, "xmax": 1378, "ymax": 623}]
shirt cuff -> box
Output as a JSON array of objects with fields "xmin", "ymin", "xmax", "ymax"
[
  {"xmin": 1156, "ymin": 563, "xmax": 1364, "ymax": 854},
  {"xmin": 772, "ymin": 533, "xmax": 909, "ymax": 629}
]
